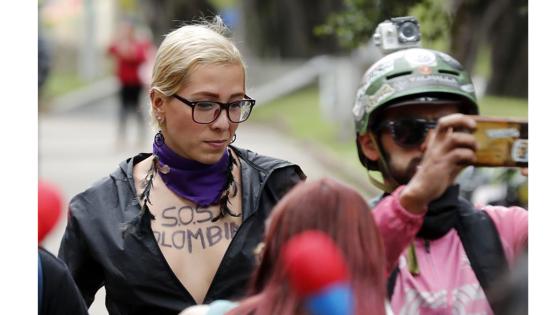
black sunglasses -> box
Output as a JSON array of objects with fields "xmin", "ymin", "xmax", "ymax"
[{"xmin": 376, "ymin": 118, "xmax": 438, "ymax": 148}]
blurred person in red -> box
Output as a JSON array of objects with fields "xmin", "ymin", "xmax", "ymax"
[
  {"xmin": 38, "ymin": 180, "xmax": 88, "ymax": 315},
  {"xmin": 108, "ymin": 18, "xmax": 150, "ymax": 148},
  {"xmin": 181, "ymin": 178, "xmax": 391, "ymax": 315}
]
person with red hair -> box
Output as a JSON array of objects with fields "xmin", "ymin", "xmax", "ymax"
[{"xmin": 182, "ymin": 178, "xmax": 390, "ymax": 315}]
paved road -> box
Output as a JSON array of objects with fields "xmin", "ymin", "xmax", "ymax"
[{"xmin": 39, "ymin": 95, "xmax": 374, "ymax": 314}]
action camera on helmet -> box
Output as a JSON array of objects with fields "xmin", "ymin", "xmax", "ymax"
[{"xmin": 373, "ymin": 16, "xmax": 421, "ymax": 54}]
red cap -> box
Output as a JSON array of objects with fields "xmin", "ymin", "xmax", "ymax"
[
  {"xmin": 38, "ymin": 180, "xmax": 63, "ymax": 243},
  {"xmin": 282, "ymin": 230, "xmax": 349, "ymax": 296}
]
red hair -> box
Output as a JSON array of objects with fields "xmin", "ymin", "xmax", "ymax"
[{"xmin": 228, "ymin": 178, "xmax": 386, "ymax": 315}]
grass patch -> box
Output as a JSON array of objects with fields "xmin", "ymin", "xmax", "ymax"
[
  {"xmin": 478, "ymin": 95, "xmax": 528, "ymax": 118},
  {"xmin": 42, "ymin": 72, "xmax": 89, "ymax": 99},
  {"xmin": 474, "ymin": 45, "xmax": 491, "ymax": 79},
  {"xmin": 39, "ymin": 72, "xmax": 91, "ymax": 111},
  {"xmin": 251, "ymin": 86, "xmax": 338, "ymax": 144},
  {"xmin": 41, "ymin": 57, "xmax": 113, "ymax": 103},
  {"xmin": 39, "ymin": 69, "xmax": 113, "ymax": 111},
  {"xmin": 251, "ymin": 86, "xmax": 363, "ymax": 170}
]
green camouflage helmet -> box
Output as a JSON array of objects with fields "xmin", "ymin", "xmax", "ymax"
[{"xmin": 353, "ymin": 48, "xmax": 478, "ymax": 135}]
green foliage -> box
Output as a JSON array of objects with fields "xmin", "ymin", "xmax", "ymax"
[
  {"xmin": 408, "ymin": 0, "xmax": 451, "ymax": 51},
  {"xmin": 118, "ymin": 0, "xmax": 138, "ymax": 12},
  {"xmin": 315, "ymin": 0, "xmax": 452, "ymax": 49},
  {"xmin": 208, "ymin": 0, "xmax": 237, "ymax": 10},
  {"xmin": 314, "ymin": 0, "xmax": 380, "ymax": 49}
]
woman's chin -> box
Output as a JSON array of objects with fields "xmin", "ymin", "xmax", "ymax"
[{"xmin": 197, "ymin": 150, "xmax": 227, "ymax": 165}]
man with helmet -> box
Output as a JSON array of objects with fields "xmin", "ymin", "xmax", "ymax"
[{"xmin": 353, "ymin": 48, "xmax": 528, "ymax": 314}]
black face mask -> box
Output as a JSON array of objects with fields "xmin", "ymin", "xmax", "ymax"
[{"xmin": 416, "ymin": 185, "xmax": 461, "ymax": 240}]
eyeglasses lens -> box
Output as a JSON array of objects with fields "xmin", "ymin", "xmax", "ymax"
[
  {"xmin": 193, "ymin": 102, "xmax": 220, "ymax": 123},
  {"xmin": 193, "ymin": 100, "xmax": 253, "ymax": 124},
  {"xmin": 227, "ymin": 102, "xmax": 243, "ymax": 122},
  {"xmin": 230, "ymin": 100, "xmax": 253, "ymax": 122}
]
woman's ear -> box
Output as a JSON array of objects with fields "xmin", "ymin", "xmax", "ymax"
[
  {"xmin": 357, "ymin": 133, "xmax": 380, "ymax": 162},
  {"xmin": 150, "ymin": 89, "xmax": 168, "ymax": 126},
  {"xmin": 150, "ymin": 89, "xmax": 166, "ymax": 119}
]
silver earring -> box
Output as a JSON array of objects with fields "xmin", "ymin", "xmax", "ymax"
[{"xmin": 231, "ymin": 133, "xmax": 237, "ymax": 144}]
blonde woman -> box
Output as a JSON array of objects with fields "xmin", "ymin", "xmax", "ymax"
[{"xmin": 59, "ymin": 18, "xmax": 305, "ymax": 314}]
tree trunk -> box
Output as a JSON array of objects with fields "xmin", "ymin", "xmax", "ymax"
[
  {"xmin": 140, "ymin": 0, "xmax": 217, "ymax": 46},
  {"xmin": 241, "ymin": 0, "xmax": 346, "ymax": 58},
  {"xmin": 450, "ymin": 0, "xmax": 487, "ymax": 73},
  {"xmin": 486, "ymin": 3, "xmax": 528, "ymax": 97},
  {"xmin": 450, "ymin": 0, "xmax": 527, "ymax": 98}
]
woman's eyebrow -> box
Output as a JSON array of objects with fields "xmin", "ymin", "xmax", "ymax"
[{"xmin": 189, "ymin": 91, "xmax": 246, "ymax": 100}]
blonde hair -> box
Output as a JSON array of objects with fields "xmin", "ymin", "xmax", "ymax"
[{"xmin": 149, "ymin": 17, "xmax": 246, "ymax": 128}]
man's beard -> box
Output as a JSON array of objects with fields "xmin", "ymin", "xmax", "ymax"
[{"xmin": 386, "ymin": 156, "xmax": 423, "ymax": 185}]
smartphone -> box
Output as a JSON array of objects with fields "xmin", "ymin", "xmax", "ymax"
[{"xmin": 469, "ymin": 116, "xmax": 528, "ymax": 167}]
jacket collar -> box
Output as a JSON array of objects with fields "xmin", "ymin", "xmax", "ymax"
[
  {"xmin": 115, "ymin": 147, "xmax": 298, "ymax": 221},
  {"xmin": 227, "ymin": 145, "xmax": 298, "ymax": 220}
]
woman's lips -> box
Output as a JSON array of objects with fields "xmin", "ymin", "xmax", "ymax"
[{"xmin": 204, "ymin": 140, "xmax": 227, "ymax": 148}]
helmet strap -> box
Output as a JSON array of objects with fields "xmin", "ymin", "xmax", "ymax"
[
  {"xmin": 367, "ymin": 170, "xmax": 391, "ymax": 192},
  {"xmin": 368, "ymin": 133, "xmax": 400, "ymax": 193}
]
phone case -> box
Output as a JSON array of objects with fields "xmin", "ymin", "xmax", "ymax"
[{"xmin": 471, "ymin": 116, "xmax": 528, "ymax": 167}]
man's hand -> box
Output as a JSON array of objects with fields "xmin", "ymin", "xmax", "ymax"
[{"xmin": 400, "ymin": 114, "xmax": 477, "ymax": 214}]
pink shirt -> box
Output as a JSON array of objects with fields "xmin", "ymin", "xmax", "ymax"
[{"xmin": 374, "ymin": 186, "xmax": 528, "ymax": 315}]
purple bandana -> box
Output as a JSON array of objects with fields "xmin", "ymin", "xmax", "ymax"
[{"xmin": 152, "ymin": 137, "xmax": 230, "ymax": 207}]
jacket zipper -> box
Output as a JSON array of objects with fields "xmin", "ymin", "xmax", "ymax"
[
  {"xmin": 420, "ymin": 238, "xmax": 435, "ymax": 281},
  {"xmin": 127, "ymin": 157, "xmax": 198, "ymax": 303},
  {"xmin": 203, "ymin": 155, "xmax": 263, "ymax": 303},
  {"xmin": 424, "ymin": 239, "xmax": 431, "ymax": 253},
  {"xmin": 203, "ymin": 153, "xmax": 295, "ymax": 302},
  {"xmin": 203, "ymin": 216, "xmax": 249, "ymax": 303},
  {"xmin": 421, "ymin": 238, "xmax": 451, "ymax": 310},
  {"xmin": 136, "ymin": 150, "xmax": 292, "ymax": 304},
  {"xmin": 144, "ymin": 209, "xmax": 198, "ymax": 303},
  {"xmin": 144, "ymin": 204, "xmax": 252, "ymax": 304}
]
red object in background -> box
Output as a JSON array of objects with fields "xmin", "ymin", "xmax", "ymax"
[
  {"xmin": 281, "ymin": 230, "xmax": 349, "ymax": 296},
  {"xmin": 38, "ymin": 180, "xmax": 63, "ymax": 243}
]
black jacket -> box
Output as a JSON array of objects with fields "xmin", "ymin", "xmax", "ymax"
[
  {"xmin": 58, "ymin": 147, "xmax": 305, "ymax": 315},
  {"xmin": 39, "ymin": 247, "xmax": 89, "ymax": 315}
]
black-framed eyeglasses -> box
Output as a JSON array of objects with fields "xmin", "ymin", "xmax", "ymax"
[
  {"xmin": 172, "ymin": 94, "xmax": 256, "ymax": 124},
  {"xmin": 376, "ymin": 118, "xmax": 438, "ymax": 148}
]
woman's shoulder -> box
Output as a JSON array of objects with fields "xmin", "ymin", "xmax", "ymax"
[
  {"xmin": 232, "ymin": 146, "xmax": 305, "ymax": 176},
  {"xmin": 233, "ymin": 146, "xmax": 289, "ymax": 166},
  {"xmin": 70, "ymin": 154, "xmax": 149, "ymax": 214}
]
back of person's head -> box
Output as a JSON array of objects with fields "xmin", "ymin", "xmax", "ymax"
[
  {"xmin": 229, "ymin": 178, "xmax": 386, "ymax": 315},
  {"xmin": 150, "ymin": 17, "xmax": 245, "ymax": 127}
]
